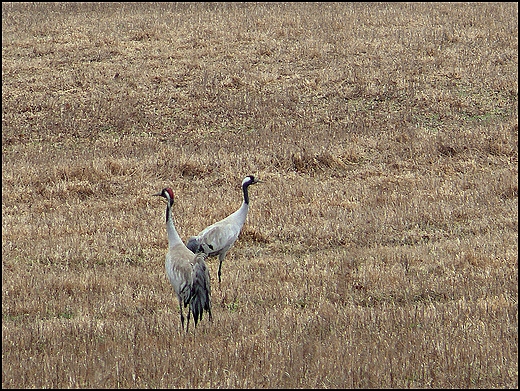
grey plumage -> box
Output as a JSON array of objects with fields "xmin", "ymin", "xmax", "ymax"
[
  {"xmin": 186, "ymin": 175, "xmax": 261, "ymax": 283},
  {"xmin": 153, "ymin": 187, "xmax": 212, "ymax": 332}
]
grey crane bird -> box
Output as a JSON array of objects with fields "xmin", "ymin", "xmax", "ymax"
[
  {"xmin": 153, "ymin": 187, "xmax": 212, "ymax": 332},
  {"xmin": 186, "ymin": 175, "xmax": 261, "ymax": 283}
]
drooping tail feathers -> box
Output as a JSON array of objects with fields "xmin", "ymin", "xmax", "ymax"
[{"xmin": 190, "ymin": 254, "xmax": 212, "ymax": 325}]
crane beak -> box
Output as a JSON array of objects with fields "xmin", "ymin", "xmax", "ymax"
[{"xmin": 152, "ymin": 192, "xmax": 168, "ymax": 204}]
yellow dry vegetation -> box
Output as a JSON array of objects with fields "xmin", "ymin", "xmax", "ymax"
[{"xmin": 2, "ymin": 2, "xmax": 518, "ymax": 388}]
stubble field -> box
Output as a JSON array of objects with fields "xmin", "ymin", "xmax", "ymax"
[{"xmin": 2, "ymin": 2, "xmax": 518, "ymax": 388}]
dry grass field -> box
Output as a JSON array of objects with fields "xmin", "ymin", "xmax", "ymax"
[{"xmin": 2, "ymin": 2, "xmax": 518, "ymax": 388}]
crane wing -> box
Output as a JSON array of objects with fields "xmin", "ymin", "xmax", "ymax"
[
  {"xmin": 166, "ymin": 244, "xmax": 195, "ymax": 307},
  {"xmin": 198, "ymin": 222, "xmax": 240, "ymax": 256}
]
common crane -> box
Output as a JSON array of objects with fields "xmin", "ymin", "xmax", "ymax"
[
  {"xmin": 153, "ymin": 187, "xmax": 212, "ymax": 332},
  {"xmin": 186, "ymin": 175, "xmax": 261, "ymax": 283}
]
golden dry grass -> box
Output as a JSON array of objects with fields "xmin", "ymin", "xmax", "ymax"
[{"xmin": 2, "ymin": 2, "xmax": 518, "ymax": 388}]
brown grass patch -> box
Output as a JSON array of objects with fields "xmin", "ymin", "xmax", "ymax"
[{"xmin": 2, "ymin": 2, "xmax": 518, "ymax": 388}]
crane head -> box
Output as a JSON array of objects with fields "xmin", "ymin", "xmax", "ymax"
[
  {"xmin": 243, "ymin": 175, "xmax": 263, "ymax": 187},
  {"xmin": 153, "ymin": 188, "xmax": 175, "ymax": 206}
]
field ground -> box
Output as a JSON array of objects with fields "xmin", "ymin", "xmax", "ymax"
[{"xmin": 2, "ymin": 2, "xmax": 518, "ymax": 388}]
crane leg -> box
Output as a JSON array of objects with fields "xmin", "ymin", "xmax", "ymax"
[
  {"xmin": 217, "ymin": 253, "xmax": 226, "ymax": 284},
  {"xmin": 186, "ymin": 306, "xmax": 191, "ymax": 333},
  {"xmin": 178, "ymin": 298, "xmax": 185, "ymax": 332}
]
